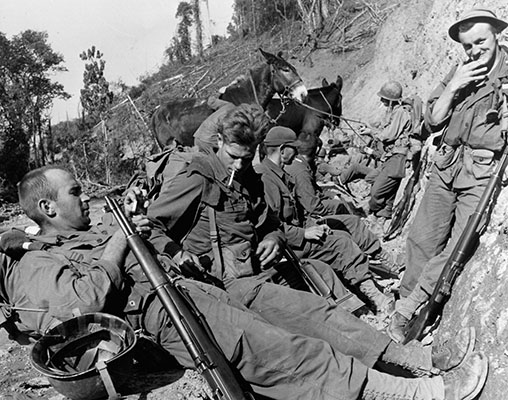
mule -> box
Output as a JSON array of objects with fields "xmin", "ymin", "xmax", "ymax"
[
  {"xmin": 266, "ymin": 75, "xmax": 343, "ymax": 137},
  {"xmin": 150, "ymin": 49, "xmax": 307, "ymax": 148}
]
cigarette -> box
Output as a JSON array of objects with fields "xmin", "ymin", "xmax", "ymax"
[{"xmin": 227, "ymin": 170, "xmax": 236, "ymax": 187}]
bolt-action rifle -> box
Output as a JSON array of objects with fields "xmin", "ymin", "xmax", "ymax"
[
  {"xmin": 105, "ymin": 196, "xmax": 253, "ymax": 400},
  {"xmin": 403, "ymin": 89, "xmax": 508, "ymax": 344},
  {"xmin": 282, "ymin": 243, "xmax": 361, "ymax": 310}
]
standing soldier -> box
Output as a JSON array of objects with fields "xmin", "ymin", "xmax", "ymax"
[{"xmin": 389, "ymin": 8, "xmax": 508, "ymax": 342}]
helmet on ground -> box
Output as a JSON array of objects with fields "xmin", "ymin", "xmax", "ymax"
[
  {"xmin": 31, "ymin": 313, "xmax": 137, "ymax": 400},
  {"xmin": 377, "ymin": 81, "xmax": 403, "ymax": 101}
]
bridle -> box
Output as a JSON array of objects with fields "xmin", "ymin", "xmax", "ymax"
[{"xmin": 248, "ymin": 63, "xmax": 302, "ymax": 124}]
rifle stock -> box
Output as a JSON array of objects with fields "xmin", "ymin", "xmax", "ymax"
[
  {"xmin": 104, "ymin": 196, "xmax": 252, "ymax": 400},
  {"xmin": 282, "ymin": 243, "xmax": 336, "ymax": 302},
  {"xmin": 404, "ymin": 91, "xmax": 508, "ymax": 343}
]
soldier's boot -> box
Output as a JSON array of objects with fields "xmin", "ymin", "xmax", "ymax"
[
  {"xmin": 387, "ymin": 284, "xmax": 429, "ymax": 342},
  {"xmin": 380, "ymin": 326, "xmax": 476, "ymax": 376},
  {"xmin": 362, "ymin": 352, "xmax": 488, "ymax": 400},
  {"xmin": 369, "ymin": 248, "xmax": 404, "ymax": 277},
  {"xmin": 359, "ymin": 278, "xmax": 394, "ymax": 314}
]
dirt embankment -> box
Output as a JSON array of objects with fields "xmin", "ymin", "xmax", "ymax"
[{"xmin": 2, "ymin": 0, "xmax": 508, "ymax": 399}]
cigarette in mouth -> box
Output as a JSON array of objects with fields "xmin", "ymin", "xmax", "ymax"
[{"xmin": 227, "ymin": 170, "xmax": 235, "ymax": 187}]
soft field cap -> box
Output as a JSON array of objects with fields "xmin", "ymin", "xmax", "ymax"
[
  {"xmin": 448, "ymin": 8, "xmax": 508, "ymax": 42},
  {"xmin": 264, "ymin": 126, "xmax": 300, "ymax": 147}
]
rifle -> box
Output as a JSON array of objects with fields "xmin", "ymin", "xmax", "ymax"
[
  {"xmin": 104, "ymin": 196, "xmax": 253, "ymax": 400},
  {"xmin": 282, "ymin": 243, "xmax": 337, "ymax": 303},
  {"xmin": 403, "ymin": 90, "xmax": 508, "ymax": 344},
  {"xmin": 384, "ymin": 146, "xmax": 428, "ymax": 241},
  {"xmin": 282, "ymin": 243, "xmax": 362, "ymax": 311}
]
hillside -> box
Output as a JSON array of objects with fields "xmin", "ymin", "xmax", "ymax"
[{"xmin": 2, "ymin": 0, "xmax": 508, "ymax": 399}]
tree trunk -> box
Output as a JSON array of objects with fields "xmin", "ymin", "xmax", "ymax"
[{"xmin": 193, "ymin": 0, "xmax": 204, "ymax": 57}]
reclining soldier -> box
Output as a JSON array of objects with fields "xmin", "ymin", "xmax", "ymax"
[
  {"xmin": 1, "ymin": 165, "xmax": 488, "ymax": 400},
  {"xmin": 255, "ymin": 126, "xmax": 392, "ymax": 313}
]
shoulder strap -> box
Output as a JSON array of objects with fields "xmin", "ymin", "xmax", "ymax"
[{"xmin": 207, "ymin": 206, "xmax": 225, "ymax": 279}]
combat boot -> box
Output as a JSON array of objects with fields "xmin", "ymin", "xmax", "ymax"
[
  {"xmin": 369, "ymin": 248, "xmax": 404, "ymax": 278},
  {"xmin": 359, "ymin": 279, "xmax": 394, "ymax": 314},
  {"xmin": 380, "ymin": 326, "xmax": 476, "ymax": 377},
  {"xmin": 443, "ymin": 352, "xmax": 488, "ymax": 400},
  {"xmin": 362, "ymin": 351, "xmax": 488, "ymax": 400},
  {"xmin": 386, "ymin": 311, "xmax": 409, "ymax": 343}
]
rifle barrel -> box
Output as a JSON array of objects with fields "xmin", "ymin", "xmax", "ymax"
[{"xmin": 104, "ymin": 196, "xmax": 252, "ymax": 400}]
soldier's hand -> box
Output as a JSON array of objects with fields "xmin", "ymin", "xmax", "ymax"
[
  {"xmin": 304, "ymin": 225, "xmax": 331, "ymax": 241},
  {"xmin": 131, "ymin": 215, "xmax": 153, "ymax": 237},
  {"xmin": 256, "ymin": 238, "xmax": 280, "ymax": 268},
  {"xmin": 448, "ymin": 59, "xmax": 488, "ymax": 93},
  {"xmin": 124, "ymin": 187, "xmax": 149, "ymax": 217},
  {"xmin": 173, "ymin": 249, "xmax": 202, "ymax": 268}
]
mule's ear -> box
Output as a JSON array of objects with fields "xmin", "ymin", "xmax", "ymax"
[
  {"xmin": 259, "ymin": 48, "xmax": 277, "ymax": 64},
  {"xmin": 322, "ymin": 78, "xmax": 329, "ymax": 86},
  {"xmin": 336, "ymin": 75, "xmax": 343, "ymax": 91}
]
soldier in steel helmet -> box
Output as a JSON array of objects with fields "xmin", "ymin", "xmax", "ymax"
[
  {"xmin": 388, "ymin": 8, "xmax": 508, "ymax": 342},
  {"xmin": 339, "ymin": 80, "xmax": 417, "ymax": 234}
]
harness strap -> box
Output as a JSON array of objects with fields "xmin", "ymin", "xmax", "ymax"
[
  {"xmin": 0, "ymin": 302, "xmax": 48, "ymax": 314},
  {"xmin": 248, "ymin": 71, "xmax": 260, "ymax": 106},
  {"xmin": 208, "ymin": 206, "xmax": 225, "ymax": 279},
  {"xmin": 96, "ymin": 360, "xmax": 122, "ymax": 400}
]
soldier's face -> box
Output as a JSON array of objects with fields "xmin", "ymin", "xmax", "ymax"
[
  {"xmin": 459, "ymin": 22, "xmax": 499, "ymax": 72},
  {"xmin": 280, "ymin": 145, "xmax": 297, "ymax": 165},
  {"xmin": 46, "ymin": 169, "xmax": 91, "ymax": 230},
  {"xmin": 216, "ymin": 137, "xmax": 256, "ymax": 176}
]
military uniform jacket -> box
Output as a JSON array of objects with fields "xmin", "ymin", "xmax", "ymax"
[
  {"xmin": 148, "ymin": 152, "xmax": 284, "ymax": 281},
  {"xmin": 425, "ymin": 46, "xmax": 508, "ymax": 188},
  {"xmin": 3, "ymin": 215, "xmax": 178, "ymax": 336},
  {"xmin": 254, "ymin": 158, "xmax": 306, "ymax": 247},
  {"xmin": 377, "ymin": 103, "xmax": 412, "ymax": 157}
]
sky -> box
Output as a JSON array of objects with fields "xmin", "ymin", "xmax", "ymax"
[{"xmin": 0, "ymin": 0, "xmax": 234, "ymax": 123}]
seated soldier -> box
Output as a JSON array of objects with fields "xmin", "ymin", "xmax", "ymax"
[
  {"xmin": 1, "ymin": 165, "xmax": 488, "ymax": 400},
  {"xmin": 255, "ymin": 126, "xmax": 393, "ymax": 313},
  {"xmin": 284, "ymin": 131, "xmax": 402, "ymax": 275},
  {"xmin": 339, "ymin": 81, "xmax": 419, "ymax": 233}
]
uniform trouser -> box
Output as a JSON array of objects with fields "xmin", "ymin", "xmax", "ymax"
[
  {"xmin": 143, "ymin": 279, "xmax": 372, "ymax": 400},
  {"xmin": 293, "ymin": 229, "xmax": 372, "ymax": 285},
  {"xmin": 316, "ymin": 214, "xmax": 381, "ymax": 256},
  {"xmin": 341, "ymin": 157, "xmax": 405, "ymax": 218},
  {"xmin": 368, "ymin": 155, "xmax": 405, "ymax": 218},
  {"xmin": 340, "ymin": 160, "xmax": 375, "ymax": 185},
  {"xmin": 400, "ymin": 166, "xmax": 487, "ymax": 297}
]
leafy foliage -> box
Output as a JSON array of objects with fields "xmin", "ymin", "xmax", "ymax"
[
  {"xmin": 79, "ymin": 46, "xmax": 113, "ymax": 126},
  {"xmin": 0, "ymin": 30, "xmax": 69, "ymax": 199}
]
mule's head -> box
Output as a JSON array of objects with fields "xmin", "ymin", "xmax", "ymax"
[
  {"xmin": 323, "ymin": 75, "xmax": 343, "ymax": 126},
  {"xmin": 259, "ymin": 48, "xmax": 307, "ymax": 102}
]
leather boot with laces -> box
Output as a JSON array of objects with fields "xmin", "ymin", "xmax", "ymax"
[
  {"xmin": 359, "ymin": 279, "xmax": 394, "ymax": 314},
  {"xmin": 380, "ymin": 327, "xmax": 475, "ymax": 377},
  {"xmin": 443, "ymin": 352, "xmax": 488, "ymax": 400},
  {"xmin": 369, "ymin": 248, "xmax": 404, "ymax": 278},
  {"xmin": 386, "ymin": 311, "xmax": 409, "ymax": 343},
  {"xmin": 432, "ymin": 326, "xmax": 476, "ymax": 371}
]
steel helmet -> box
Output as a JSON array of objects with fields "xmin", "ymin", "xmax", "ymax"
[
  {"xmin": 31, "ymin": 313, "xmax": 137, "ymax": 400},
  {"xmin": 377, "ymin": 81, "xmax": 403, "ymax": 101}
]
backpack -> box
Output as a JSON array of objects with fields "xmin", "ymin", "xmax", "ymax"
[
  {"xmin": 126, "ymin": 147, "xmax": 198, "ymax": 201},
  {"xmin": 401, "ymin": 95, "xmax": 424, "ymax": 137}
]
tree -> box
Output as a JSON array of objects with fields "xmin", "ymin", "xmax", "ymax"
[
  {"xmin": 0, "ymin": 30, "xmax": 69, "ymax": 198},
  {"xmin": 176, "ymin": 2, "xmax": 193, "ymax": 62},
  {"xmin": 79, "ymin": 46, "xmax": 113, "ymax": 126},
  {"xmin": 193, "ymin": 0, "xmax": 204, "ymax": 57},
  {"xmin": 79, "ymin": 46, "xmax": 114, "ymax": 184}
]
